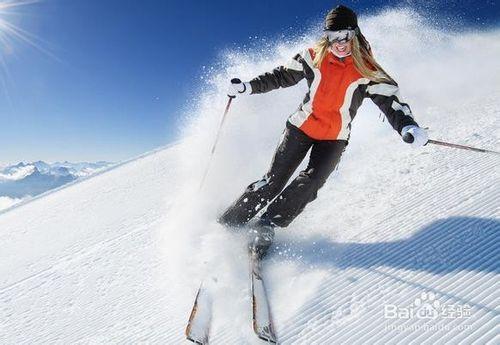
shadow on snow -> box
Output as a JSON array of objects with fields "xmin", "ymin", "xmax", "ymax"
[{"xmin": 275, "ymin": 216, "xmax": 499, "ymax": 274}]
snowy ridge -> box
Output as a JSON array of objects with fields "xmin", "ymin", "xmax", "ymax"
[
  {"xmin": 0, "ymin": 143, "xmax": 177, "ymax": 217},
  {"xmin": 1, "ymin": 8, "xmax": 499, "ymax": 344}
]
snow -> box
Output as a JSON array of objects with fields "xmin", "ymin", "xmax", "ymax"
[
  {"xmin": 0, "ymin": 165, "xmax": 35, "ymax": 181},
  {"xmin": 0, "ymin": 161, "xmax": 114, "ymax": 211},
  {"xmin": 0, "ymin": 196, "xmax": 23, "ymax": 211},
  {"xmin": 0, "ymin": 8, "xmax": 499, "ymax": 344}
]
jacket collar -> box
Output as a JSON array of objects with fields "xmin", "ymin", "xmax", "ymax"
[{"xmin": 327, "ymin": 52, "xmax": 353, "ymax": 66}]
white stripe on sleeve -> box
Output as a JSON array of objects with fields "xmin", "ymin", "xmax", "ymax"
[
  {"xmin": 284, "ymin": 57, "xmax": 304, "ymax": 71},
  {"xmin": 367, "ymin": 83, "xmax": 401, "ymax": 98},
  {"xmin": 391, "ymin": 100, "xmax": 413, "ymax": 117}
]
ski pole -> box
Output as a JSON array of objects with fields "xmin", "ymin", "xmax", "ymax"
[
  {"xmin": 427, "ymin": 139, "xmax": 500, "ymax": 156},
  {"xmin": 199, "ymin": 96, "xmax": 235, "ymax": 190}
]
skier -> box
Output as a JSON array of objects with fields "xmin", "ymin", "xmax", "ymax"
[{"xmin": 219, "ymin": 5, "xmax": 428, "ymax": 258}]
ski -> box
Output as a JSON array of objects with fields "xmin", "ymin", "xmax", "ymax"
[
  {"xmin": 250, "ymin": 252, "xmax": 277, "ymax": 343},
  {"xmin": 185, "ymin": 282, "xmax": 212, "ymax": 344},
  {"xmin": 185, "ymin": 253, "xmax": 277, "ymax": 344}
]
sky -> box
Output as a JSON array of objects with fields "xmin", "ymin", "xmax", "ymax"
[{"xmin": 0, "ymin": 0, "xmax": 498, "ymax": 165}]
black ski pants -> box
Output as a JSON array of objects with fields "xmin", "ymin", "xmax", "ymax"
[{"xmin": 219, "ymin": 122, "xmax": 347, "ymax": 228}]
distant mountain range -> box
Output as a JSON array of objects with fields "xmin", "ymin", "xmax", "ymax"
[{"xmin": 0, "ymin": 161, "xmax": 114, "ymax": 201}]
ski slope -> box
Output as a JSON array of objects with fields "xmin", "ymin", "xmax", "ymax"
[{"xmin": 1, "ymin": 8, "xmax": 499, "ymax": 344}]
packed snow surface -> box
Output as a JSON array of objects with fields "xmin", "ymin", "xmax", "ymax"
[{"xmin": 1, "ymin": 8, "xmax": 499, "ymax": 344}]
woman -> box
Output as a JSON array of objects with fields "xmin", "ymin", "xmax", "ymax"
[{"xmin": 220, "ymin": 5, "xmax": 428, "ymax": 258}]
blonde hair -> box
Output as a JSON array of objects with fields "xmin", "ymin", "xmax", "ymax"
[{"xmin": 313, "ymin": 34, "xmax": 395, "ymax": 84}]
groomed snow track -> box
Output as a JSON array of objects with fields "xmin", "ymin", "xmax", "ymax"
[{"xmin": 0, "ymin": 131, "xmax": 497, "ymax": 344}]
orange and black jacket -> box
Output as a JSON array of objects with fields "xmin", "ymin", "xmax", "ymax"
[{"xmin": 249, "ymin": 48, "xmax": 418, "ymax": 141}]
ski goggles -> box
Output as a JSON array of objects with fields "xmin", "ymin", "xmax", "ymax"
[{"xmin": 324, "ymin": 29, "xmax": 357, "ymax": 43}]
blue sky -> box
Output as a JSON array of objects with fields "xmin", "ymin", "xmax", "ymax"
[{"xmin": 0, "ymin": 0, "xmax": 498, "ymax": 165}]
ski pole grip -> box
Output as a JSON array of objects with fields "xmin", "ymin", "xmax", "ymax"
[{"xmin": 402, "ymin": 132, "xmax": 415, "ymax": 144}]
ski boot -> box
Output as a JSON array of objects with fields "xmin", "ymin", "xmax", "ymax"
[{"xmin": 248, "ymin": 218, "xmax": 275, "ymax": 259}]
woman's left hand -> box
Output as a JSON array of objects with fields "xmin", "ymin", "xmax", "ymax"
[{"xmin": 401, "ymin": 125, "xmax": 429, "ymax": 147}]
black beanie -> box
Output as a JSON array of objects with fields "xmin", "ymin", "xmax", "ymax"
[{"xmin": 324, "ymin": 5, "xmax": 358, "ymax": 31}]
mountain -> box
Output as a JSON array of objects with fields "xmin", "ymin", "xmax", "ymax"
[
  {"xmin": 0, "ymin": 9, "xmax": 498, "ymax": 344},
  {"xmin": 0, "ymin": 160, "xmax": 113, "ymax": 206}
]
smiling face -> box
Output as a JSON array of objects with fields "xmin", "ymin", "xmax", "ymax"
[{"xmin": 330, "ymin": 40, "xmax": 352, "ymax": 58}]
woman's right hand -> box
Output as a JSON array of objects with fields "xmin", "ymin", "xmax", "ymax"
[{"xmin": 227, "ymin": 78, "xmax": 252, "ymax": 98}]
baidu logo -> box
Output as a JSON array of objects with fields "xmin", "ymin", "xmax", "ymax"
[
  {"xmin": 384, "ymin": 291, "xmax": 472, "ymax": 320},
  {"xmin": 413, "ymin": 292, "xmax": 441, "ymax": 319}
]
